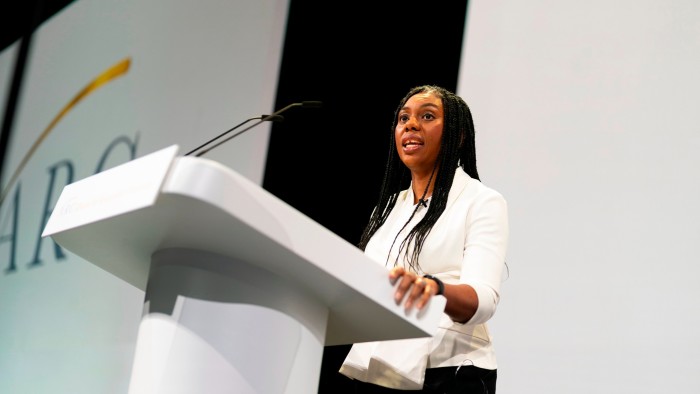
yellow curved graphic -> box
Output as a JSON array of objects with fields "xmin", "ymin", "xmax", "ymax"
[{"xmin": 0, "ymin": 57, "xmax": 131, "ymax": 206}]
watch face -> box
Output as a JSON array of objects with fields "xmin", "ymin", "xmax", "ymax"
[{"xmin": 424, "ymin": 275, "xmax": 444, "ymax": 295}]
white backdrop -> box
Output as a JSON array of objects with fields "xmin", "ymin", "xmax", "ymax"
[
  {"xmin": 459, "ymin": 1, "xmax": 700, "ymax": 393},
  {"xmin": 0, "ymin": 0, "xmax": 288, "ymax": 392}
]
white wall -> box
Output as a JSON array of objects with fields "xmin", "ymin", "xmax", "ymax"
[
  {"xmin": 459, "ymin": 1, "xmax": 700, "ymax": 392},
  {"xmin": 0, "ymin": 0, "xmax": 288, "ymax": 392}
]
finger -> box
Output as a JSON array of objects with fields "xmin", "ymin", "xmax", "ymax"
[
  {"xmin": 404, "ymin": 276, "xmax": 427, "ymax": 310},
  {"xmin": 388, "ymin": 266, "xmax": 405, "ymax": 284},
  {"xmin": 394, "ymin": 271, "xmax": 417, "ymax": 305},
  {"xmin": 414, "ymin": 281, "xmax": 434, "ymax": 310}
]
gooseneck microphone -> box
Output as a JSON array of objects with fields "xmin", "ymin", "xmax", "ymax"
[
  {"xmin": 187, "ymin": 101, "xmax": 322, "ymax": 157},
  {"xmin": 184, "ymin": 114, "xmax": 285, "ymax": 156}
]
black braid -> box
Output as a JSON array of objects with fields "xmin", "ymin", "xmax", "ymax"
[{"xmin": 358, "ymin": 85, "xmax": 480, "ymax": 272}]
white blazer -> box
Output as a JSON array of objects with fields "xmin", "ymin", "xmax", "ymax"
[{"xmin": 340, "ymin": 167, "xmax": 509, "ymax": 390}]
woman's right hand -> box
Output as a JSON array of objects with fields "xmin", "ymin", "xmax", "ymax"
[{"xmin": 389, "ymin": 266, "xmax": 437, "ymax": 312}]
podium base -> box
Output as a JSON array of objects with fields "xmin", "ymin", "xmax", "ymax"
[{"xmin": 127, "ymin": 248, "xmax": 328, "ymax": 394}]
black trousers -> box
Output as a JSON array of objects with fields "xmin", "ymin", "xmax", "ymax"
[{"xmin": 349, "ymin": 366, "xmax": 497, "ymax": 394}]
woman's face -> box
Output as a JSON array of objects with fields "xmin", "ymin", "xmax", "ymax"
[{"xmin": 394, "ymin": 91, "xmax": 444, "ymax": 175}]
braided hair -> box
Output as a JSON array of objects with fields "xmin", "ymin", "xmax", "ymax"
[{"xmin": 358, "ymin": 85, "xmax": 480, "ymax": 272}]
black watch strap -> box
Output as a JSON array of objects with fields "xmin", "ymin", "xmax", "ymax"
[{"xmin": 423, "ymin": 274, "xmax": 445, "ymax": 296}]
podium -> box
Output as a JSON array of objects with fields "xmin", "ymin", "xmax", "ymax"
[{"xmin": 42, "ymin": 145, "xmax": 446, "ymax": 394}]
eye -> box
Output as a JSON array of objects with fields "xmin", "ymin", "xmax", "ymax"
[
  {"xmin": 399, "ymin": 113, "xmax": 409, "ymax": 123},
  {"xmin": 422, "ymin": 112, "xmax": 436, "ymax": 121}
]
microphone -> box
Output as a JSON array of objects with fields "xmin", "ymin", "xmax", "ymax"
[
  {"xmin": 184, "ymin": 114, "xmax": 285, "ymax": 156},
  {"xmin": 189, "ymin": 101, "xmax": 323, "ymax": 157}
]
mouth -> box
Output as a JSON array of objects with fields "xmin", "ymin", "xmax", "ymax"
[
  {"xmin": 402, "ymin": 138, "xmax": 423, "ymax": 147},
  {"xmin": 401, "ymin": 138, "xmax": 424, "ymax": 154}
]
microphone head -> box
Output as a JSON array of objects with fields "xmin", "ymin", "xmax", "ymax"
[
  {"xmin": 301, "ymin": 101, "xmax": 323, "ymax": 108},
  {"xmin": 261, "ymin": 114, "xmax": 285, "ymax": 122}
]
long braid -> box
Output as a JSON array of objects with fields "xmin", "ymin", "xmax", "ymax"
[
  {"xmin": 389, "ymin": 161, "xmax": 438, "ymax": 269},
  {"xmin": 358, "ymin": 85, "xmax": 480, "ymax": 273},
  {"xmin": 358, "ymin": 128, "xmax": 407, "ymax": 250},
  {"xmin": 458, "ymin": 95, "xmax": 480, "ymax": 181}
]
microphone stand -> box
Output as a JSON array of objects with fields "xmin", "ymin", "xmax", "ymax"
[
  {"xmin": 184, "ymin": 116, "xmax": 263, "ymax": 157},
  {"xmin": 193, "ymin": 101, "xmax": 322, "ymax": 157}
]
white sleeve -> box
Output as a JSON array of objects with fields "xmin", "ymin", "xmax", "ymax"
[{"xmin": 460, "ymin": 190, "xmax": 509, "ymax": 325}]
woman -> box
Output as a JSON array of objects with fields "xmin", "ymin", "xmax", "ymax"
[{"xmin": 339, "ymin": 85, "xmax": 509, "ymax": 393}]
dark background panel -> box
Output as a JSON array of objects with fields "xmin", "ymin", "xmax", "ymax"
[
  {"xmin": 264, "ymin": 1, "xmax": 468, "ymax": 391},
  {"xmin": 265, "ymin": 0, "xmax": 468, "ymax": 243},
  {"xmin": 0, "ymin": 0, "xmax": 75, "ymax": 51}
]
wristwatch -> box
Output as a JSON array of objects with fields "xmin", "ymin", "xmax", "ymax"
[{"xmin": 423, "ymin": 274, "xmax": 445, "ymax": 296}]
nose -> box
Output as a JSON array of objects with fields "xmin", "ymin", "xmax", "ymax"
[{"xmin": 404, "ymin": 116, "xmax": 419, "ymax": 131}]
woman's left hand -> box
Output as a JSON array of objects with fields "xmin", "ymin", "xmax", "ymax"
[{"xmin": 389, "ymin": 266, "xmax": 437, "ymax": 311}]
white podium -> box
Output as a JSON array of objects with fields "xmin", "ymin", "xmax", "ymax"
[{"xmin": 42, "ymin": 145, "xmax": 445, "ymax": 394}]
